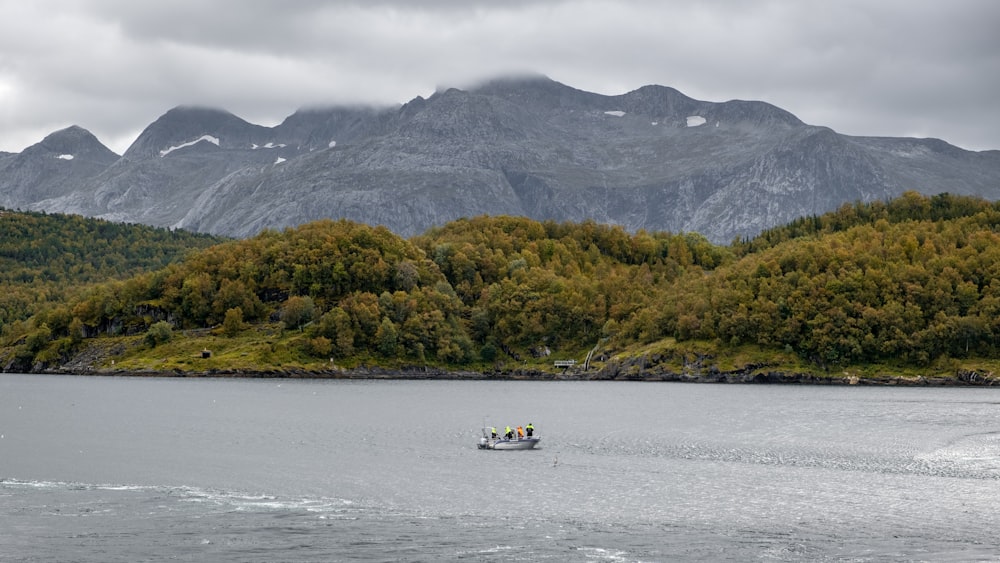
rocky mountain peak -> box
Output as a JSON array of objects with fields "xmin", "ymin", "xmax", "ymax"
[
  {"xmin": 26, "ymin": 126, "xmax": 118, "ymax": 161},
  {"xmin": 468, "ymin": 74, "xmax": 604, "ymax": 111},
  {"xmin": 275, "ymin": 105, "xmax": 387, "ymax": 149},
  {"xmin": 123, "ymin": 106, "xmax": 268, "ymax": 159},
  {"xmin": 617, "ymin": 84, "xmax": 697, "ymax": 115},
  {"xmin": 0, "ymin": 126, "xmax": 118, "ymax": 207}
]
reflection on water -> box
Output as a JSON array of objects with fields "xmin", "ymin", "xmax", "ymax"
[{"xmin": 2, "ymin": 375, "xmax": 1000, "ymax": 561}]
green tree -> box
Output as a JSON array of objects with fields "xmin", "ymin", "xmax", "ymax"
[
  {"xmin": 222, "ymin": 307, "xmax": 246, "ymax": 337},
  {"xmin": 480, "ymin": 342, "xmax": 498, "ymax": 362},
  {"xmin": 281, "ymin": 296, "xmax": 315, "ymax": 330},
  {"xmin": 311, "ymin": 307, "xmax": 355, "ymax": 357},
  {"xmin": 305, "ymin": 336, "xmax": 333, "ymax": 357},
  {"xmin": 376, "ymin": 317, "xmax": 399, "ymax": 357},
  {"xmin": 145, "ymin": 321, "xmax": 173, "ymax": 347},
  {"xmin": 67, "ymin": 317, "xmax": 85, "ymax": 344},
  {"xmin": 180, "ymin": 272, "xmax": 214, "ymax": 326}
]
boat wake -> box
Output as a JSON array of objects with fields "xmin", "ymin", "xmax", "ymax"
[
  {"xmin": 914, "ymin": 431, "xmax": 1000, "ymax": 477},
  {"xmin": 564, "ymin": 431, "xmax": 1000, "ymax": 481},
  {"xmin": 0, "ymin": 477, "xmax": 359, "ymax": 516}
]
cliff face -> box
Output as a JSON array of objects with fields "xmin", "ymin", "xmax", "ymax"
[{"xmin": 5, "ymin": 76, "xmax": 1000, "ymax": 243}]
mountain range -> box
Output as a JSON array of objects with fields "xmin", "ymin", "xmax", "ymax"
[{"xmin": 2, "ymin": 75, "xmax": 998, "ymax": 243}]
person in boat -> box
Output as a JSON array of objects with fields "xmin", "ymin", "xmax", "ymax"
[
  {"xmin": 504, "ymin": 425, "xmax": 513, "ymax": 439},
  {"xmin": 526, "ymin": 423, "xmax": 534, "ymax": 437},
  {"xmin": 516, "ymin": 425, "xmax": 525, "ymax": 438},
  {"xmin": 491, "ymin": 427, "xmax": 498, "ymax": 438}
]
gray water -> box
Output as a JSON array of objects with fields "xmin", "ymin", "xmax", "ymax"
[{"xmin": 2, "ymin": 375, "xmax": 1000, "ymax": 562}]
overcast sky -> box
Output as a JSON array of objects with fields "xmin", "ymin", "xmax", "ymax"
[{"xmin": 1, "ymin": 0, "xmax": 998, "ymax": 155}]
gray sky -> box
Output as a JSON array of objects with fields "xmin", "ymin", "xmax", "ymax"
[{"xmin": 1, "ymin": 0, "xmax": 998, "ymax": 154}]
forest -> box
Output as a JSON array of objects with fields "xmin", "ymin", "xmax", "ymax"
[
  {"xmin": 0, "ymin": 209, "xmax": 223, "ymax": 327},
  {"xmin": 3, "ymin": 191, "xmax": 1000, "ymax": 377}
]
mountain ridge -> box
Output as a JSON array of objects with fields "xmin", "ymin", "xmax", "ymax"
[{"xmin": 3, "ymin": 75, "xmax": 998, "ymax": 243}]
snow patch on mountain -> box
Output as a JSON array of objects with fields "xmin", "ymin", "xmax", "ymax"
[
  {"xmin": 891, "ymin": 146, "xmax": 931, "ymax": 158},
  {"xmin": 57, "ymin": 154, "xmax": 74, "ymax": 160},
  {"xmin": 687, "ymin": 116, "xmax": 707, "ymax": 127},
  {"xmin": 604, "ymin": 111, "xmax": 626, "ymax": 117},
  {"xmin": 160, "ymin": 135, "xmax": 220, "ymax": 157}
]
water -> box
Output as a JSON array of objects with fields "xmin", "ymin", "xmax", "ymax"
[{"xmin": 2, "ymin": 374, "xmax": 1000, "ymax": 561}]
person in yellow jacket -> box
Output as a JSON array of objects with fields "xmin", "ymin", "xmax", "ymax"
[
  {"xmin": 504, "ymin": 425, "xmax": 513, "ymax": 439},
  {"xmin": 526, "ymin": 423, "xmax": 534, "ymax": 437}
]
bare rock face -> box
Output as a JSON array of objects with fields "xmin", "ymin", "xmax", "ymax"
[{"xmin": 5, "ymin": 75, "xmax": 999, "ymax": 243}]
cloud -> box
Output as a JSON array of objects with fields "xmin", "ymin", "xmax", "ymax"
[{"xmin": 0, "ymin": 0, "xmax": 998, "ymax": 154}]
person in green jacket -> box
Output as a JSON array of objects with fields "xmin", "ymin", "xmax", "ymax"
[
  {"xmin": 504, "ymin": 425, "xmax": 513, "ymax": 439},
  {"xmin": 526, "ymin": 423, "xmax": 534, "ymax": 437}
]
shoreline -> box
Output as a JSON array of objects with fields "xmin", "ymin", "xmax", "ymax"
[
  {"xmin": 25, "ymin": 364, "xmax": 1000, "ymax": 386},
  {"xmin": 9, "ymin": 333, "xmax": 998, "ymax": 387}
]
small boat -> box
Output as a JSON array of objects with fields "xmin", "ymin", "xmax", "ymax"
[{"xmin": 477, "ymin": 426, "xmax": 541, "ymax": 450}]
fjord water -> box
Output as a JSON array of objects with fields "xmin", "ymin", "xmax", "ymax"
[{"xmin": 2, "ymin": 375, "xmax": 1000, "ymax": 561}]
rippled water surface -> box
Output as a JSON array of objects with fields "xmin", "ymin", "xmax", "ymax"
[{"xmin": 3, "ymin": 374, "xmax": 1000, "ymax": 561}]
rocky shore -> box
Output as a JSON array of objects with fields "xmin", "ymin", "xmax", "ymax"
[
  {"xmin": 31, "ymin": 362, "xmax": 1000, "ymax": 386},
  {"xmin": 11, "ymin": 339, "xmax": 998, "ymax": 386}
]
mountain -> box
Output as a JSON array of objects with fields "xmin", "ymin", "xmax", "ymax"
[
  {"xmin": 0, "ymin": 126, "xmax": 119, "ymax": 208},
  {"xmin": 4, "ymin": 75, "xmax": 999, "ymax": 242}
]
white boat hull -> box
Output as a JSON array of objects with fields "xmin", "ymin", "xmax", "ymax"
[{"xmin": 478, "ymin": 436, "xmax": 541, "ymax": 450}]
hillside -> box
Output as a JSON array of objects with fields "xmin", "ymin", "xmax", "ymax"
[
  {"xmin": 4, "ymin": 192, "xmax": 1000, "ymax": 384},
  {"xmin": 0, "ymin": 209, "xmax": 226, "ymax": 330}
]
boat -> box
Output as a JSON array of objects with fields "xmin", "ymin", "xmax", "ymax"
[{"xmin": 477, "ymin": 426, "xmax": 541, "ymax": 450}]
